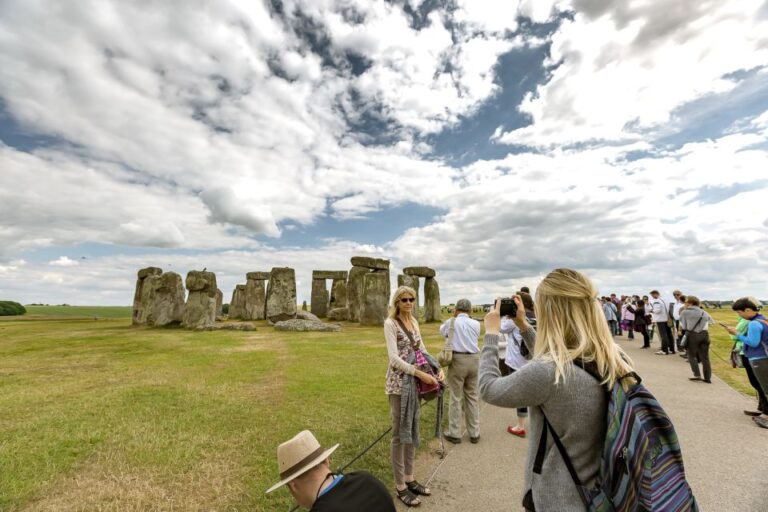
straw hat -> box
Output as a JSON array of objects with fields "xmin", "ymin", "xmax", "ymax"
[{"xmin": 265, "ymin": 430, "xmax": 339, "ymax": 494}]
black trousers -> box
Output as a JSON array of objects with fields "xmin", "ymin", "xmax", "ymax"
[
  {"xmin": 656, "ymin": 322, "xmax": 675, "ymax": 353},
  {"xmin": 744, "ymin": 355, "xmax": 768, "ymax": 413},
  {"xmin": 686, "ymin": 331, "xmax": 711, "ymax": 381}
]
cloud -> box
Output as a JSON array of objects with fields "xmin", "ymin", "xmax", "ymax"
[
  {"xmin": 497, "ymin": 0, "xmax": 768, "ymax": 147},
  {"xmin": 49, "ymin": 256, "xmax": 79, "ymax": 267}
]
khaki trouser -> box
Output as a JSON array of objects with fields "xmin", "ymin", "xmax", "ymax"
[
  {"xmin": 388, "ymin": 394, "xmax": 414, "ymax": 487},
  {"xmin": 447, "ymin": 353, "xmax": 480, "ymax": 438}
]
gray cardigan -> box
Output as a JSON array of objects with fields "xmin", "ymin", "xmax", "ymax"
[{"xmin": 479, "ymin": 330, "xmax": 606, "ymax": 511}]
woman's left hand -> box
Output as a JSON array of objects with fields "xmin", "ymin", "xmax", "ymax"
[{"xmin": 436, "ymin": 369, "xmax": 445, "ymax": 382}]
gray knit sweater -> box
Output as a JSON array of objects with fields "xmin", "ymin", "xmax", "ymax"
[{"xmin": 479, "ymin": 330, "xmax": 606, "ymax": 511}]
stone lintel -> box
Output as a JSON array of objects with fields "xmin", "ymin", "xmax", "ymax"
[
  {"xmin": 403, "ymin": 266, "xmax": 436, "ymax": 278},
  {"xmin": 350, "ymin": 256, "xmax": 390, "ymax": 270},
  {"xmin": 246, "ymin": 271, "xmax": 270, "ymax": 280},
  {"xmin": 312, "ymin": 270, "xmax": 349, "ymax": 280}
]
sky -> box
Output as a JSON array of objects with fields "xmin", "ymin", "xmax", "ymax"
[{"xmin": 1, "ymin": 0, "xmax": 768, "ymax": 306}]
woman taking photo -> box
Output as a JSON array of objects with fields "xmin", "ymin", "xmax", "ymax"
[
  {"xmin": 384, "ymin": 285, "xmax": 444, "ymax": 507},
  {"xmin": 479, "ymin": 268, "xmax": 635, "ymax": 511}
]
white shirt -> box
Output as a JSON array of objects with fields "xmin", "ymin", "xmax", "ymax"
[
  {"xmin": 672, "ymin": 300, "xmax": 684, "ymax": 321},
  {"xmin": 439, "ymin": 313, "xmax": 480, "ymax": 353},
  {"xmin": 649, "ymin": 297, "xmax": 669, "ymax": 323},
  {"xmin": 500, "ymin": 317, "xmax": 529, "ymax": 370}
]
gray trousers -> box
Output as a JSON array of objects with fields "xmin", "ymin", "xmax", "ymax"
[
  {"xmin": 447, "ymin": 353, "xmax": 480, "ymax": 438},
  {"xmin": 388, "ymin": 394, "xmax": 414, "ymax": 486}
]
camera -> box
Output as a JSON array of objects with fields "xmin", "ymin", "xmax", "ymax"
[{"xmin": 499, "ymin": 297, "xmax": 518, "ymax": 318}]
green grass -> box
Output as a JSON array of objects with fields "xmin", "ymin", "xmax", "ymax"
[
  {"xmin": 20, "ymin": 305, "xmax": 133, "ymax": 318},
  {"xmin": 0, "ymin": 315, "xmax": 447, "ymax": 511},
  {"xmin": 0, "ymin": 307, "xmax": 756, "ymax": 510}
]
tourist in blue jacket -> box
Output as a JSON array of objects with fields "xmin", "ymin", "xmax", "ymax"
[{"xmin": 725, "ymin": 297, "xmax": 768, "ymax": 429}]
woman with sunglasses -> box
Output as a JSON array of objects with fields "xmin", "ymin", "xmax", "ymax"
[{"xmin": 384, "ymin": 285, "xmax": 444, "ymax": 507}]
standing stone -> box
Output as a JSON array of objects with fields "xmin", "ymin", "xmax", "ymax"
[
  {"xmin": 215, "ymin": 289, "xmax": 223, "ymax": 320},
  {"xmin": 346, "ymin": 266, "xmax": 369, "ymax": 322},
  {"xmin": 265, "ymin": 267, "xmax": 297, "ymax": 323},
  {"xmin": 311, "ymin": 278, "xmax": 329, "ymax": 318},
  {"xmin": 182, "ymin": 270, "xmax": 218, "ymax": 329},
  {"xmin": 397, "ymin": 274, "xmax": 420, "ymax": 313},
  {"xmin": 423, "ymin": 277, "xmax": 441, "ymax": 323},
  {"xmin": 360, "ymin": 271, "xmax": 389, "ymax": 326},
  {"xmin": 244, "ymin": 274, "xmax": 267, "ymax": 320},
  {"xmin": 329, "ymin": 278, "xmax": 347, "ymax": 310},
  {"xmin": 302, "ymin": 301, "xmax": 308, "ymax": 311},
  {"xmin": 145, "ymin": 272, "xmax": 185, "ymax": 326},
  {"xmin": 132, "ymin": 266, "xmax": 162, "ymax": 325},
  {"xmin": 230, "ymin": 285, "xmax": 247, "ymax": 319}
]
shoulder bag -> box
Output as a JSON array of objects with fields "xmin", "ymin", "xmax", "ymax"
[
  {"xmin": 680, "ymin": 312, "xmax": 705, "ymax": 349},
  {"xmin": 396, "ymin": 318, "xmax": 442, "ymax": 401},
  {"xmin": 438, "ymin": 318, "xmax": 455, "ymax": 367}
]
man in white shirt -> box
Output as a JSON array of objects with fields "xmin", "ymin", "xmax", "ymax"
[
  {"xmin": 650, "ymin": 290, "xmax": 675, "ymax": 355},
  {"xmin": 439, "ymin": 298, "xmax": 481, "ymax": 444}
]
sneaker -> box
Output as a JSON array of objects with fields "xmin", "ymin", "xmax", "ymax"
[
  {"xmin": 753, "ymin": 416, "xmax": 768, "ymax": 429},
  {"xmin": 507, "ymin": 426, "xmax": 526, "ymax": 438},
  {"xmin": 470, "ymin": 436, "xmax": 480, "ymax": 444},
  {"xmin": 443, "ymin": 434, "xmax": 462, "ymax": 444},
  {"xmin": 655, "ymin": 350, "xmax": 667, "ymax": 355}
]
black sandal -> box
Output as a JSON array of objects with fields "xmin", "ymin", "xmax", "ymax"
[
  {"xmin": 406, "ymin": 480, "xmax": 431, "ymax": 496},
  {"xmin": 396, "ymin": 487, "xmax": 421, "ymax": 507}
]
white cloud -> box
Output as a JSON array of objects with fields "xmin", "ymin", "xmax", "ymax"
[
  {"xmin": 498, "ymin": 0, "xmax": 768, "ymax": 147},
  {"xmin": 49, "ymin": 256, "xmax": 79, "ymax": 267}
]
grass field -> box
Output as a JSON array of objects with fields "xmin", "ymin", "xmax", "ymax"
[
  {"xmin": 0, "ymin": 306, "xmax": 756, "ymax": 511},
  {"xmin": 20, "ymin": 305, "xmax": 133, "ymax": 319}
]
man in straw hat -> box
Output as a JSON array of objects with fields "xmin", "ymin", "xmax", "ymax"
[{"xmin": 266, "ymin": 430, "xmax": 395, "ymax": 511}]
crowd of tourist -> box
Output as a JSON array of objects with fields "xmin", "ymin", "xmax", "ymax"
[{"xmin": 268, "ymin": 272, "xmax": 766, "ymax": 511}]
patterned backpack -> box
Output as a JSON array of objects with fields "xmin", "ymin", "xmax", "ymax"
[{"xmin": 532, "ymin": 363, "xmax": 698, "ymax": 512}]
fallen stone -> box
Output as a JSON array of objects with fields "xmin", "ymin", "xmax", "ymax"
[
  {"xmin": 350, "ymin": 256, "xmax": 390, "ymax": 270},
  {"xmin": 327, "ymin": 307, "xmax": 349, "ymax": 321},
  {"xmin": 273, "ymin": 319, "xmax": 342, "ymax": 332},
  {"xmin": 265, "ymin": 267, "xmax": 297, "ymax": 323},
  {"xmin": 195, "ymin": 322, "xmax": 257, "ymax": 332},
  {"xmin": 296, "ymin": 310, "xmax": 321, "ymax": 321},
  {"xmin": 312, "ymin": 270, "xmax": 349, "ymax": 280},
  {"xmin": 403, "ymin": 266, "xmax": 436, "ymax": 278}
]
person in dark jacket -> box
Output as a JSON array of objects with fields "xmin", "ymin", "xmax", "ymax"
[{"xmin": 633, "ymin": 299, "xmax": 650, "ymax": 348}]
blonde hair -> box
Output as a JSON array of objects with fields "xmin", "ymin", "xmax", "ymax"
[
  {"xmin": 534, "ymin": 268, "xmax": 634, "ymax": 388},
  {"xmin": 388, "ymin": 286, "xmax": 417, "ymax": 320}
]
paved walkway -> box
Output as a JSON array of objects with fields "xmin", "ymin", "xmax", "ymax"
[{"xmin": 407, "ymin": 334, "xmax": 768, "ymax": 511}]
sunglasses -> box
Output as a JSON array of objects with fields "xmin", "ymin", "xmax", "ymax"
[{"xmin": 400, "ymin": 298, "xmax": 416, "ymax": 303}]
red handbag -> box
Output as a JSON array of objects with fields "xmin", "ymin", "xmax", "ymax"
[{"xmin": 396, "ymin": 319, "xmax": 442, "ymax": 401}]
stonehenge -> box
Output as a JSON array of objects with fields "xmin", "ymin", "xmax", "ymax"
[
  {"xmin": 346, "ymin": 257, "xmax": 390, "ymax": 326},
  {"xmin": 132, "ymin": 267, "xmax": 185, "ymax": 326},
  {"xmin": 131, "ymin": 258, "xmax": 441, "ymax": 331},
  {"xmin": 244, "ymin": 272, "xmax": 269, "ymax": 320},
  {"xmin": 398, "ymin": 266, "xmax": 440, "ymax": 323},
  {"xmin": 132, "ymin": 267, "xmax": 162, "ymax": 325},
  {"xmin": 229, "ymin": 284, "xmax": 246, "ymax": 319},
  {"xmin": 310, "ymin": 270, "xmax": 347, "ymax": 318},
  {"xmin": 182, "ymin": 270, "xmax": 218, "ymax": 329},
  {"xmin": 265, "ymin": 267, "xmax": 297, "ymax": 323}
]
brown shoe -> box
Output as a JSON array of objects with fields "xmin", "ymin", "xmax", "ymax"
[{"xmin": 743, "ymin": 410, "xmax": 762, "ymax": 417}]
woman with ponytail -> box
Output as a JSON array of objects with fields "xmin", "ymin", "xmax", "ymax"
[{"xmin": 479, "ymin": 268, "xmax": 635, "ymax": 511}]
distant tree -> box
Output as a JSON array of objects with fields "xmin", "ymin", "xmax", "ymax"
[
  {"xmin": 222, "ymin": 303, "xmax": 230, "ymax": 314},
  {"xmin": 0, "ymin": 301, "xmax": 27, "ymax": 316}
]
